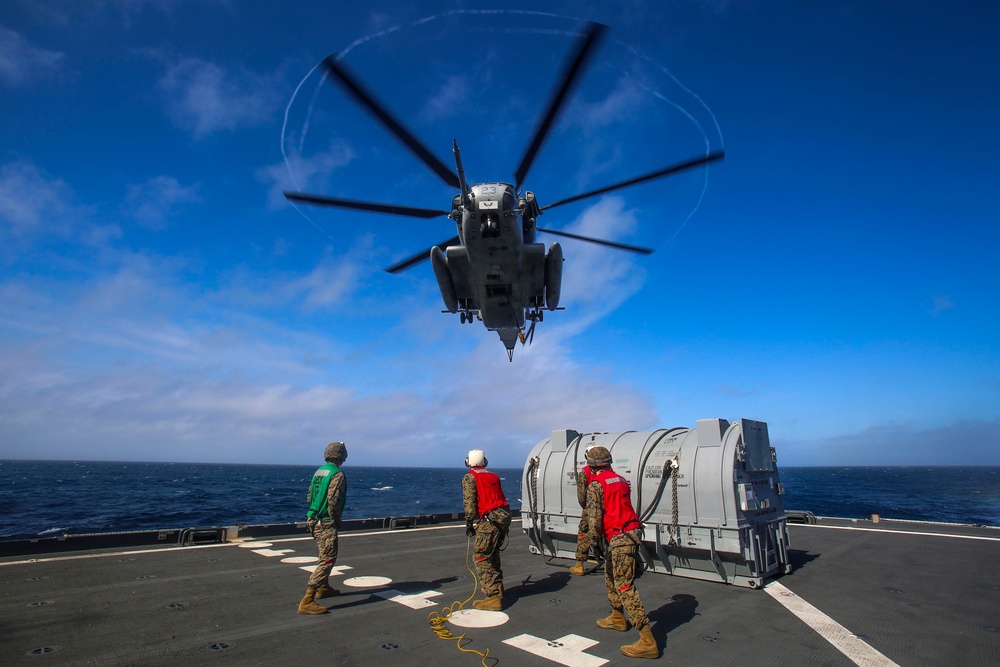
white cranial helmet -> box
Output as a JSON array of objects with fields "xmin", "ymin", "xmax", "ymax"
[{"xmin": 466, "ymin": 449, "xmax": 487, "ymax": 467}]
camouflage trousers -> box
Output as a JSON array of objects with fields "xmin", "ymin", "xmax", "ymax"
[
  {"xmin": 575, "ymin": 514, "xmax": 593, "ymax": 560},
  {"xmin": 306, "ymin": 519, "xmax": 339, "ymax": 589},
  {"xmin": 605, "ymin": 530, "xmax": 648, "ymax": 629},
  {"xmin": 474, "ymin": 506, "xmax": 511, "ymax": 596}
]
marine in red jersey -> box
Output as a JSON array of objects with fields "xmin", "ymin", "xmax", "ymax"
[
  {"xmin": 571, "ymin": 444, "xmax": 601, "ymax": 575},
  {"xmin": 585, "ymin": 446, "xmax": 659, "ymax": 659},
  {"xmin": 462, "ymin": 449, "xmax": 511, "ymax": 611}
]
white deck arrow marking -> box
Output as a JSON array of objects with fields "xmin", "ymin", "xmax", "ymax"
[
  {"xmin": 251, "ymin": 548, "xmax": 294, "ymax": 557},
  {"xmin": 503, "ymin": 633, "xmax": 608, "ymax": 667},
  {"xmin": 374, "ymin": 589, "xmax": 444, "ymax": 609},
  {"xmin": 765, "ymin": 581, "xmax": 901, "ymax": 667},
  {"xmin": 297, "ymin": 564, "xmax": 355, "ymax": 573}
]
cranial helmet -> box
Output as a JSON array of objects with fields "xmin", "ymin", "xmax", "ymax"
[
  {"xmin": 586, "ymin": 445, "xmax": 612, "ymax": 467},
  {"xmin": 324, "ymin": 442, "xmax": 348, "ymax": 464},
  {"xmin": 465, "ymin": 449, "xmax": 487, "ymax": 468}
]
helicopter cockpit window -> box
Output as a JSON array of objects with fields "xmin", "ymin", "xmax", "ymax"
[
  {"xmin": 502, "ymin": 191, "xmax": 516, "ymax": 214},
  {"xmin": 481, "ymin": 212, "xmax": 501, "ymax": 238}
]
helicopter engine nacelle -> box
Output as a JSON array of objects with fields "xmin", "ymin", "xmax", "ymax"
[
  {"xmin": 430, "ymin": 246, "xmax": 458, "ymax": 313},
  {"xmin": 544, "ymin": 242, "xmax": 563, "ymax": 310}
]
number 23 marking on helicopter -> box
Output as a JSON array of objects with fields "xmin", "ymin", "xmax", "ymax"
[{"xmin": 284, "ymin": 22, "xmax": 723, "ymax": 361}]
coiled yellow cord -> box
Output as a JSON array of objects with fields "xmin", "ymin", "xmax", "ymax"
[{"xmin": 426, "ymin": 531, "xmax": 495, "ymax": 666}]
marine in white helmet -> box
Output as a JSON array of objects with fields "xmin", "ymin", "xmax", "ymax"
[{"xmin": 462, "ymin": 449, "xmax": 511, "ymax": 611}]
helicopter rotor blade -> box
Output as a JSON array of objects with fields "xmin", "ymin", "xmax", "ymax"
[
  {"xmin": 322, "ymin": 56, "xmax": 460, "ymax": 190},
  {"xmin": 540, "ymin": 150, "xmax": 725, "ymax": 212},
  {"xmin": 284, "ymin": 191, "xmax": 450, "ymax": 219},
  {"xmin": 385, "ymin": 235, "xmax": 461, "ymax": 274},
  {"xmin": 537, "ymin": 227, "xmax": 654, "ymax": 255},
  {"xmin": 514, "ymin": 22, "xmax": 607, "ymax": 190}
]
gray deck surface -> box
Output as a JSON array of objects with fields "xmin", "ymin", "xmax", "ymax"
[{"xmin": 2, "ymin": 518, "xmax": 999, "ymax": 666}]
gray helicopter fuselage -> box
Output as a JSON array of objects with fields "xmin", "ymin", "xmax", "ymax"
[
  {"xmin": 453, "ymin": 183, "xmax": 543, "ymax": 330},
  {"xmin": 430, "ymin": 181, "xmax": 561, "ymax": 358}
]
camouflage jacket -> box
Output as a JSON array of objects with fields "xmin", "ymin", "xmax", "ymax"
[
  {"xmin": 585, "ymin": 480, "xmax": 604, "ymax": 542},
  {"xmin": 462, "ymin": 472, "xmax": 478, "ymax": 522}
]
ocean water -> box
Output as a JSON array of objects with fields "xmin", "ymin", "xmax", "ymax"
[{"xmin": 0, "ymin": 461, "xmax": 998, "ymax": 540}]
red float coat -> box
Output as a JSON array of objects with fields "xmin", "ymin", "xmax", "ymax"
[
  {"xmin": 593, "ymin": 468, "xmax": 640, "ymax": 541},
  {"xmin": 469, "ymin": 468, "xmax": 508, "ymax": 517}
]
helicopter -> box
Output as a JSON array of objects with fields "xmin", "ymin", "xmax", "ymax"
[{"xmin": 284, "ymin": 22, "xmax": 723, "ymax": 361}]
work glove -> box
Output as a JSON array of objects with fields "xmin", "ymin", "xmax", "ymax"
[{"xmin": 466, "ymin": 520, "xmax": 476, "ymax": 536}]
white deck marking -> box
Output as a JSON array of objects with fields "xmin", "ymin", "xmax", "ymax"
[
  {"xmin": 794, "ymin": 523, "xmax": 1000, "ymax": 542},
  {"xmin": 250, "ymin": 548, "xmax": 294, "ymax": 557},
  {"xmin": 374, "ymin": 588, "xmax": 443, "ymax": 609},
  {"xmin": 279, "ymin": 556, "xmax": 315, "ymax": 564},
  {"xmin": 342, "ymin": 575, "xmax": 392, "ymax": 587},
  {"xmin": 236, "ymin": 541, "xmax": 273, "ymax": 548},
  {"xmin": 503, "ymin": 633, "xmax": 608, "ymax": 667},
  {"xmin": 265, "ymin": 518, "xmax": 525, "ymax": 544},
  {"xmin": 297, "ymin": 563, "xmax": 354, "ymax": 574},
  {"xmin": 448, "ymin": 609, "xmax": 509, "ymax": 628},
  {"xmin": 765, "ymin": 581, "xmax": 900, "ymax": 667}
]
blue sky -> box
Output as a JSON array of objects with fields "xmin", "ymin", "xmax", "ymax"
[{"xmin": 1, "ymin": 1, "xmax": 997, "ymax": 468}]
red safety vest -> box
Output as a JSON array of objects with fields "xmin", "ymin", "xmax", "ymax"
[
  {"xmin": 593, "ymin": 468, "xmax": 640, "ymax": 541},
  {"xmin": 469, "ymin": 468, "xmax": 508, "ymax": 517}
]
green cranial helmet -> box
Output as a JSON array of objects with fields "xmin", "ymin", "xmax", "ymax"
[
  {"xmin": 324, "ymin": 441, "xmax": 348, "ymax": 464},
  {"xmin": 586, "ymin": 446, "xmax": 612, "ymax": 467}
]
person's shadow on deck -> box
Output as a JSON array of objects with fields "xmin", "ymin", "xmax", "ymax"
[{"xmin": 648, "ymin": 593, "xmax": 699, "ymax": 645}]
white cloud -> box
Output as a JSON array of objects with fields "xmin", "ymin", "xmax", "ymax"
[
  {"xmin": 0, "ymin": 160, "xmax": 124, "ymax": 257},
  {"xmin": 783, "ymin": 419, "xmax": 1000, "ymax": 466},
  {"xmin": 259, "ymin": 140, "xmax": 356, "ymax": 209},
  {"xmin": 0, "ymin": 159, "xmax": 88, "ymax": 240},
  {"xmin": 0, "ymin": 205, "xmax": 658, "ymax": 467},
  {"xmin": 930, "ymin": 295, "xmax": 953, "ymax": 315},
  {"xmin": 0, "ymin": 160, "xmax": 67, "ymax": 232},
  {"xmin": 158, "ymin": 57, "xmax": 283, "ymax": 139},
  {"xmin": 546, "ymin": 196, "xmax": 646, "ymax": 334},
  {"xmin": 569, "ymin": 75, "xmax": 644, "ymax": 132},
  {"xmin": 286, "ymin": 253, "xmax": 362, "ymax": 310},
  {"xmin": 419, "ymin": 74, "xmax": 471, "ymax": 123},
  {"xmin": 0, "ymin": 25, "xmax": 63, "ymax": 87},
  {"xmin": 123, "ymin": 175, "xmax": 201, "ymax": 229}
]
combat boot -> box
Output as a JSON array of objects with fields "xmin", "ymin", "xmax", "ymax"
[
  {"xmin": 472, "ymin": 593, "xmax": 503, "ymax": 611},
  {"xmin": 315, "ymin": 581, "xmax": 340, "ymax": 598},
  {"xmin": 297, "ymin": 587, "xmax": 328, "ymax": 615},
  {"xmin": 596, "ymin": 609, "xmax": 628, "ymax": 631},
  {"xmin": 620, "ymin": 624, "xmax": 658, "ymax": 659},
  {"xmin": 569, "ymin": 560, "xmax": 587, "ymax": 576}
]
